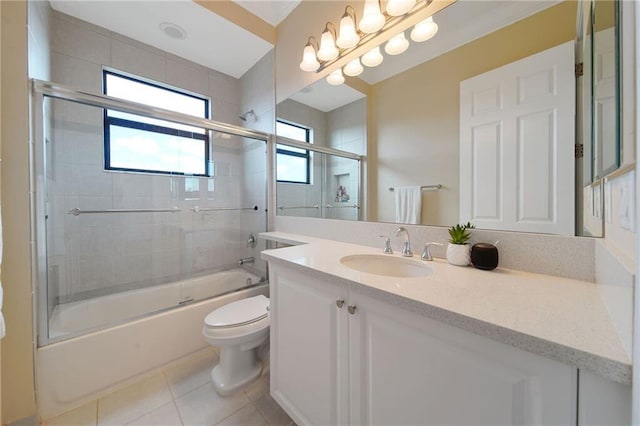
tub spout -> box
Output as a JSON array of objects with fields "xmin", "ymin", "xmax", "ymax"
[{"xmin": 238, "ymin": 257, "xmax": 255, "ymax": 266}]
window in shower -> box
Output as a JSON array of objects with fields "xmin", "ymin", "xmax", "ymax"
[
  {"xmin": 276, "ymin": 120, "xmax": 311, "ymax": 184},
  {"xmin": 103, "ymin": 70, "xmax": 210, "ymax": 176}
]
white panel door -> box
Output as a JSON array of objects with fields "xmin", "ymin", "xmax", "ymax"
[
  {"xmin": 349, "ymin": 291, "xmax": 577, "ymax": 426},
  {"xmin": 593, "ymin": 27, "xmax": 617, "ymax": 175},
  {"xmin": 269, "ymin": 266, "xmax": 349, "ymax": 426},
  {"xmin": 460, "ymin": 41, "xmax": 575, "ymax": 235}
]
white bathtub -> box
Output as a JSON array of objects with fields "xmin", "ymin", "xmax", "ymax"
[
  {"xmin": 37, "ymin": 269, "xmax": 268, "ymax": 419},
  {"xmin": 49, "ymin": 269, "xmax": 262, "ymax": 339}
]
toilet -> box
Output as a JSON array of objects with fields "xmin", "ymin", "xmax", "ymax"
[{"xmin": 202, "ymin": 295, "xmax": 270, "ymax": 396}]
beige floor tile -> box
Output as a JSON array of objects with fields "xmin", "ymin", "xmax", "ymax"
[
  {"xmin": 42, "ymin": 401, "xmax": 97, "ymax": 426},
  {"xmin": 243, "ymin": 376, "xmax": 269, "ymax": 403},
  {"xmin": 215, "ymin": 404, "xmax": 267, "ymax": 426},
  {"xmin": 165, "ymin": 349, "xmax": 220, "ymax": 399},
  {"xmin": 175, "ymin": 382, "xmax": 251, "ymax": 426},
  {"xmin": 253, "ymin": 393, "xmax": 293, "ymax": 426},
  {"xmin": 97, "ymin": 374, "xmax": 172, "ymax": 426},
  {"xmin": 127, "ymin": 401, "xmax": 182, "ymax": 426}
]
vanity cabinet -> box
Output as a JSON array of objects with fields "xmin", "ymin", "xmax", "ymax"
[{"xmin": 269, "ymin": 263, "xmax": 577, "ymax": 426}]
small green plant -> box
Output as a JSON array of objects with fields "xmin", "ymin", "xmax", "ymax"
[{"xmin": 448, "ymin": 222, "xmax": 475, "ymax": 245}]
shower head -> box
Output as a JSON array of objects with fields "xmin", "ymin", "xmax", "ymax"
[{"xmin": 239, "ymin": 109, "xmax": 256, "ymax": 122}]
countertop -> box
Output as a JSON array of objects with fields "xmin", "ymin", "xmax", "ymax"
[{"xmin": 260, "ymin": 232, "xmax": 631, "ymax": 385}]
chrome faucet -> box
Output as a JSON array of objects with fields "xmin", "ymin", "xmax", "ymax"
[
  {"xmin": 421, "ymin": 242, "xmax": 443, "ymax": 261},
  {"xmin": 377, "ymin": 234, "xmax": 393, "ymax": 254},
  {"xmin": 395, "ymin": 227, "xmax": 412, "ymax": 257}
]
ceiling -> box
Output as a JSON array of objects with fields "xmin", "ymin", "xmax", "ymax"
[
  {"xmin": 235, "ymin": 0, "xmax": 301, "ymax": 26},
  {"xmin": 49, "ymin": 0, "xmax": 279, "ymax": 79}
]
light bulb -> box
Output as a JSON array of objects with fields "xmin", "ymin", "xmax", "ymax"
[
  {"xmin": 299, "ymin": 43, "xmax": 320, "ymax": 72},
  {"xmin": 336, "ymin": 13, "xmax": 359, "ymax": 49},
  {"xmin": 384, "ymin": 32, "xmax": 409, "ymax": 55},
  {"xmin": 361, "ymin": 46, "xmax": 384, "ymax": 67},
  {"xmin": 343, "ymin": 58, "xmax": 364, "ymax": 76},
  {"xmin": 317, "ymin": 26, "xmax": 339, "ymax": 61},
  {"xmin": 327, "ymin": 69, "xmax": 345, "ymax": 85},
  {"xmin": 359, "ymin": 0, "xmax": 385, "ymax": 33},
  {"xmin": 386, "ymin": 0, "xmax": 416, "ymax": 16},
  {"xmin": 410, "ymin": 16, "xmax": 438, "ymax": 42}
]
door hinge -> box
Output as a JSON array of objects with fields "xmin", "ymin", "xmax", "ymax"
[
  {"xmin": 575, "ymin": 144, "xmax": 584, "ymax": 158},
  {"xmin": 575, "ymin": 62, "xmax": 584, "ymax": 77}
]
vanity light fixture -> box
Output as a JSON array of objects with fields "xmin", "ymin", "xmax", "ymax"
[
  {"xmin": 343, "ymin": 57, "xmax": 364, "ymax": 76},
  {"xmin": 299, "ymin": 37, "xmax": 321, "ymax": 72},
  {"xmin": 384, "ymin": 31, "xmax": 409, "ymax": 55},
  {"xmin": 336, "ymin": 6, "xmax": 360, "ymax": 49},
  {"xmin": 317, "ymin": 23, "xmax": 339, "ymax": 61},
  {"xmin": 298, "ymin": 0, "xmax": 439, "ymax": 85},
  {"xmin": 326, "ymin": 68, "xmax": 346, "ymax": 85},
  {"xmin": 361, "ymin": 46, "xmax": 384, "ymax": 67}
]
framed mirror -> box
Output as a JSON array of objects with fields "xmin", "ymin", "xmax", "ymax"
[{"xmin": 276, "ymin": 0, "xmax": 622, "ymax": 238}]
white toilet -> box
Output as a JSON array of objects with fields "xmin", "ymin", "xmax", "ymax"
[{"xmin": 202, "ymin": 295, "xmax": 270, "ymax": 396}]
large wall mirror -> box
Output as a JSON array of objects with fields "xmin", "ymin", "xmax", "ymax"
[{"xmin": 276, "ymin": 0, "xmax": 622, "ymax": 237}]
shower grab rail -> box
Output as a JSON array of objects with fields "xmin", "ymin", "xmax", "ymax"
[
  {"xmin": 325, "ymin": 204, "xmax": 360, "ymax": 209},
  {"xmin": 277, "ymin": 205, "xmax": 320, "ymax": 210},
  {"xmin": 67, "ymin": 207, "xmax": 180, "ymax": 216},
  {"xmin": 192, "ymin": 205, "xmax": 259, "ymax": 213}
]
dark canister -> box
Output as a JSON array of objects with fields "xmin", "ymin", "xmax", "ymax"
[{"xmin": 471, "ymin": 243, "xmax": 499, "ymax": 270}]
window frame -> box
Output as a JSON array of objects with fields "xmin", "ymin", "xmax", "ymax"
[
  {"xmin": 102, "ymin": 70, "xmax": 211, "ymax": 176},
  {"xmin": 276, "ymin": 120, "xmax": 311, "ymax": 184}
]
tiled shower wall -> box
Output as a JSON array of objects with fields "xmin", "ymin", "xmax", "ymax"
[{"xmin": 42, "ymin": 7, "xmax": 271, "ymax": 306}]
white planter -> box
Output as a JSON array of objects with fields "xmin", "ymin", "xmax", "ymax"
[{"xmin": 447, "ymin": 243, "xmax": 471, "ymax": 266}]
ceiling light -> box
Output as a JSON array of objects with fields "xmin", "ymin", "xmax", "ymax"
[
  {"xmin": 359, "ymin": 0, "xmax": 385, "ymax": 34},
  {"xmin": 327, "ymin": 69, "xmax": 345, "ymax": 85},
  {"xmin": 336, "ymin": 6, "xmax": 359, "ymax": 49},
  {"xmin": 343, "ymin": 58, "xmax": 364, "ymax": 77},
  {"xmin": 411, "ymin": 16, "xmax": 439, "ymax": 42},
  {"xmin": 299, "ymin": 37, "xmax": 320, "ymax": 72},
  {"xmin": 385, "ymin": 32, "xmax": 409, "ymax": 55},
  {"xmin": 159, "ymin": 22, "xmax": 187, "ymax": 40},
  {"xmin": 361, "ymin": 46, "xmax": 384, "ymax": 67},
  {"xmin": 386, "ymin": 0, "xmax": 417, "ymax": 16},
  {"xmin": 317, "ymin": 23, "xmax": 339, "ymax": 61}
]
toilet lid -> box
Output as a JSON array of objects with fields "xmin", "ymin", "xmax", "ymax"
[{"xmin": 204, "ymin": 295, "xmax": 269, "ymax": 328}]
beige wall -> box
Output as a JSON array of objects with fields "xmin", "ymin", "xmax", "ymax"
[
  {"xmin": 370, "ymin": 1, "xmax": 577, "ymax": 224},
  {"xmin": 1, "ymin": 1, "xmax": 37, "ymax": 423}
]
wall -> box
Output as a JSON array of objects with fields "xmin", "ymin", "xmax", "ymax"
[
  {"xmin": 371, "ymin": 1, "xmax": 577, "ymax": 225},
  {"xmin": 1, "ymin": 1, "xmax": 37, "ymax": 423}
]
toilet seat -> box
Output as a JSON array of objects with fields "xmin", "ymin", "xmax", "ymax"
[{"xmin": 204, "ymin": 295, "xmax": 269, "ymax": 328}]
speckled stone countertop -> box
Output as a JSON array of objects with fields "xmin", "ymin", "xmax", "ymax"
[{"xmin": 260, "ymin": 232, "xmax": 631, "ymax": 385}]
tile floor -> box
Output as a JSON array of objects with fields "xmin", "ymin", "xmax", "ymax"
[{"xmin": 41, "ymin": 348, "xmax": 294, "ymax": 426}]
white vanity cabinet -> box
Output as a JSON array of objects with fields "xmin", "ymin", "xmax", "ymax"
[{"xmin": 269, "ymin": 263, "xmax": 578, "ymax": 426}]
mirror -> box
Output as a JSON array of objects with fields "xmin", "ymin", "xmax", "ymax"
[{"xmin": 276, "ymin": 0, "xmax": 622, "ymax": 237}]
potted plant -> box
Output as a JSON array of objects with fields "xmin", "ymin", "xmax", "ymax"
[{"xmin": 447, "ymin": 222, "xmax": 475, "ymax": 266}]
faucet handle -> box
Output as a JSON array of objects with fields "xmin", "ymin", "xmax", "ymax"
[
  {"xmin": 421, "ymin": 242, "xmax": 443, "ymax": 261},
  {"xmin": 377, "ymin": 234, "xmax": 393, "ymax": 254}
]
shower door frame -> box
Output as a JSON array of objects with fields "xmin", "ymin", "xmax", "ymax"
[{"xmin": 30, "ymin": 79, "xmax": 273, "ymax": 347}]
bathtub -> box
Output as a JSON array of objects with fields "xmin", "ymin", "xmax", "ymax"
[
  {"xmin": 37, "ymin": 269, "xmax": 268, "ymax": 419},
  {"xmin": 49, "ymin": 268, "xmax": 263, "ymax": 339}
]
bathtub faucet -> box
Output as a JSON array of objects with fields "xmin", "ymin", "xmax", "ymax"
[{"xmin": 238, "ymin": 257, "xmax": 255, "ymax": 266}]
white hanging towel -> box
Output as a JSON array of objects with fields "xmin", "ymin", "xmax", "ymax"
[{"xmin": 394, "ymin": 186, "xmax": 422, "ymax": 224}]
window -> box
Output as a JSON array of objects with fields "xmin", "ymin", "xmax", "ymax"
[
  {"xmin": 103, "ymin": 70, "xmax": 210, "ymax": 175},
  {"xmin": 276, "ymin": 120, "xmax": 311, "ymax": 184}
]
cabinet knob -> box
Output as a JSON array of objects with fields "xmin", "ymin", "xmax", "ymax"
[
  {"xmin": 336, "ymin": 299, "xmax": 345, "ymax": 308},
  {"xmin": 348, "ymin": 305, "xmax": 356, "ymax": 315}
]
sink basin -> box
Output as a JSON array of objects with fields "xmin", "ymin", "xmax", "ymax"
[{"xmin": 340, "ymin": 254, "xmax": 433, "ymax": 278}]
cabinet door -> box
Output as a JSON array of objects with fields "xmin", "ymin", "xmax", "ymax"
[
  {"xmin": 269, "ymin": 265, "xmax": 349, "ymax": 425},
  {"xmin": 349, "ymin": 291, "xmax": 577, "ymax": 426}
]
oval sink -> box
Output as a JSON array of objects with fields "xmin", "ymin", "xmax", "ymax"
[{"xmin": 340, "ymin": 254, "xmax": 432, "ymax": 278}]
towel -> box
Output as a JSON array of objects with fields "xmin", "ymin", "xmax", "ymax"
[{"xmin": 394, "ymin": 186, "xmax": 422, "ymax": 224}]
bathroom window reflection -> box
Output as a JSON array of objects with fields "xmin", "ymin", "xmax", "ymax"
[{"xmin": 276, "ymin": 120, "xmax": 311, "ymax": 184}]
